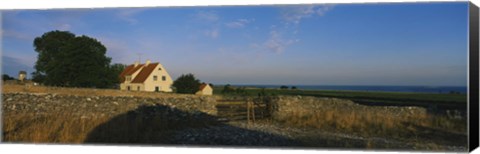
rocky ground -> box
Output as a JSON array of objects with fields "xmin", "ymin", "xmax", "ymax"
[{"xmin": 169, "ymin": 120, "xmax": 467, "ymax": 151}]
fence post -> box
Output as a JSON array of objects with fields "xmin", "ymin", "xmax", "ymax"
[
  {"xmin": 246, "ymin": 98, "xmax": 250, "ymax": 125},
  {"xmin": 251, "ymin": 100, "xmax": 255, "ymax": 124}
]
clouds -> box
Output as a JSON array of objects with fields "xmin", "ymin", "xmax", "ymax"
[
  {"xmin": 193, "ymin": 11, "xmax": 257, "ymax": 39},
  {"xmin": 263, "ymin": 30, "xmax": 298, "ymax": 53},
  {"xmin": 281, "ymin": 4, "xmax": 334, "ymax": 25},
  {"xmin": 316, "ymin": 5, "xmax": 334, "ymax": 16},
  {"xmin": 225, "ymin": 18, "xmax": 254, "ymax": 28},
  {"xmin": 194, "ymin": 11, "xmax": 219, "ymax": 22},
  {"xmin": 204, "ymin": 29, "xmax": 219, "ymax": 39},
  {"xmin": 191, "ymin": 11, "xmax": 222, "ymax": 39},
  {"xmin": 115, "ymin": 8, "xmax": 148, "ymax": 24},
  {"xmin": 250, "ymin": 4, "xmax": 334, "ymax": 54}
]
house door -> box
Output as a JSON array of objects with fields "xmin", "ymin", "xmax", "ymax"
[{"xmin": 155, "ymin": 86, "xmax": 159, "ymax": 92}]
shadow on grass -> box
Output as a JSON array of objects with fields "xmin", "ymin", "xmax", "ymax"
[{"xmin": 84, "ymin": 104, "xmax": 299, "ymax": 147}]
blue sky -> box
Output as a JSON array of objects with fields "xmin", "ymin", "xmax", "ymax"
[{"xmin": 1, "ymin": 2, "xmax": 469, "ymax": 86}]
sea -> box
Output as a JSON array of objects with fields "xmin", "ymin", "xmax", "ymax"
[{"xmin": 232, "ymin": 85, "xmax": 468, "ymax": 94}]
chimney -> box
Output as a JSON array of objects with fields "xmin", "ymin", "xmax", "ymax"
[
  {"xmin": 145, "ymin": 59, "xmax": 151, "ymax": 65},
  {"xmin": 134, "ymin": 61, "xmax": 139, "ymax": 67}
]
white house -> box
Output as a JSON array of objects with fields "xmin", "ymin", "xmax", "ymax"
[
  {"xmin": 196, "ymin": 83, "xmax": 213, "ymax": 96},
  {"xmin": 119, "ymin": 60, "xmax": 173, "ymax": 92}
]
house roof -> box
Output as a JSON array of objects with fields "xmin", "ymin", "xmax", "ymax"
[
  {"xmin": 131, "ymin": 63, "xmax": 159, "ymax": 83},
  {"xmin": 199, "ymin": 83, "xmax": 209, "ymax": 91},
  {"xmin": 119, "ymin": 64, "xmax": 144, "ymax": 82}
]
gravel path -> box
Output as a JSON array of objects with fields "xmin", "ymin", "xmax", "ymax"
[
  {"xmin": 170, "ymin": 120, "xmax": 467, "ymax": 151},
  {"xmin": 170, "ymin": 122, "xmax": 302, "ymax": 147}
]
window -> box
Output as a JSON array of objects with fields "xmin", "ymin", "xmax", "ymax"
[
  {"xmin": 126, "ymin": 76, "xmax": 131, "ymax": 81},
  {"xmin": 137, "ymin": 86, "xmax": 140, "ymax": 91},
  {"xmin": 153, "ymin": 75, "xmax": 158, "ymax": 81},
  {"xmin": 162, "ymin": 76, "xmax": 166, "ymax": 81},
  {"xmin": 158, "ymin": 68, "xmax": 162, "ymax": 71},
  {"xmin": 127, "ymin": 86, "xmax": 130, "ymax": 91}
]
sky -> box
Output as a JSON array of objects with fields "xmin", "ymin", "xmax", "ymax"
[{"xmin": 0, "ymin": 2, "xmax": 469, "ymax": 86}]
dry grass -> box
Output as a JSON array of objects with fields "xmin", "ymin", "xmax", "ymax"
[
  {"xmin": 276, "ymin": 107, "xmax": 467, "ymax": 148},
  {"xmin": 2, "ymin": 106, "xmax": 221, "ymax": 144},
  {"xmin": 2, "ymin": 112, "xmax": 110, "ymax": 143}
]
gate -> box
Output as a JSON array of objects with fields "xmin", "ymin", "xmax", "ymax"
[{"xmin": 215, "ymin": 97, "xmax": 273, "ymax": 123}]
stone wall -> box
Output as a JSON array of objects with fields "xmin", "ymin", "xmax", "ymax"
[
  {"xmin": 270, "ymin": 95, "xmax": 428, "ymax": 121},
  {"xmin": 2, "ymin": 92, "xmax": 218, "ymax": 118},
  {"xmin": 2, "ymin": 92, "xmax": 429, "ymax": 120}
]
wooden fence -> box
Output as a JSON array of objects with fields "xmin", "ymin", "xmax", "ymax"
[{"xmin": 215, "ymin": 97, "xmax": 273, "ymax": 123}]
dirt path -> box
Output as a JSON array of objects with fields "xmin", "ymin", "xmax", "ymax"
[{"xmin": 170, "ymin": 120, "xmax": 467, "ymax": 151}]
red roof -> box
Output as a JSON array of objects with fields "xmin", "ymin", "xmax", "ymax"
[
  {"xmin": 119, "ymin": 63, "xmax": 160, "ymax": 83},
  {"xmin": 199, "ymin": 83, "xmax": 209, "ymax": 91},
  {"xmin": 131, "ymin": 63, "xmax": 159, "ymax": 83},
  {"xmin": 119, "ymin": 64, "xmax": 144, "ymax": 82}
]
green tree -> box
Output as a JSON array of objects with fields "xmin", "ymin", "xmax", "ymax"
[
  {"xmin": 172, "ymin": 73, "xmax": 201, "ymax": 94},
  {"xmin": 33, "ymin": 30, "xmax": 115, "ymax": 88},
  {"xmin": 107, "ymin": 63, "xmax": 127, "ymax": 86},
  {"xmin": 280, "ymin": 85, "xmax": 289, "ymax": 89},
  {"xmin": 31, "ymin": 71, "xmax": 45, "ymax": 83},
  {"xmin": 2, "ymin": 74, "xmax": 14, "ymax": 81}
]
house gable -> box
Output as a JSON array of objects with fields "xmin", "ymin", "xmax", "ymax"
[
  {"xmin": 120, "ymin": 61, "xmax": 174, "ymax": 92},
  {"xmin": 131, "ymin": 63, "xmax": 159, "ymax": 83},
  {"xmin": 119, "ymin": 64, "xmax": 144, "ymax": 82}
]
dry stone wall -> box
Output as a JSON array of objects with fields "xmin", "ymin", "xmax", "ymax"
[
  {"xmin": 271, "ymin": 95, "xmax": 428, "ymax": 121},
  {"xmin": 2, "ymin": 92, "xmax": 428, "ymax": 120},
  {"xmin": 2, "ymin": 92, "xmax": 218, "ymax": 118}
]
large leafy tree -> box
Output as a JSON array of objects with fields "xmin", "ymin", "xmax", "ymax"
[
  {"xmin": 33, "ymin": 31, "xmax": 75, "ymax": 86},
  {"xmin": 33, "ymin": 30, "xmax": 120, "ymax": 88},
  {"xmin": 172, "ymin": 73, "xmax": 201, "ymax": 94}
]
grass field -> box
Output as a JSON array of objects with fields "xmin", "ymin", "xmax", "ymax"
[{"xmin": 212, "ymin": 86, "xmax": 467, "ymax": 110}]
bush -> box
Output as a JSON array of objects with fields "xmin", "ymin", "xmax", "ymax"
[
  {"xmin": 172, "ymin": 74, "xmax": 201, "ymax": 94},
  {"xmin": 2, "ymin": 74, "xmax": 15, "ymax": 81}
]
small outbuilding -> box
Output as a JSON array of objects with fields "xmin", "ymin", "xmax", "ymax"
[
  {"xmin": 196, "ymin": 83, "xmax": 213, "ymax": 96},
  {"xmin": 18, "ymin": 71, "xmax": 27, "ymax": 82}
]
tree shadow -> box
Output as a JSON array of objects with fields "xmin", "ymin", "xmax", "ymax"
[{"xmin": 84, "ymin": 104, "xmax": 300, "ymax": 147}]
